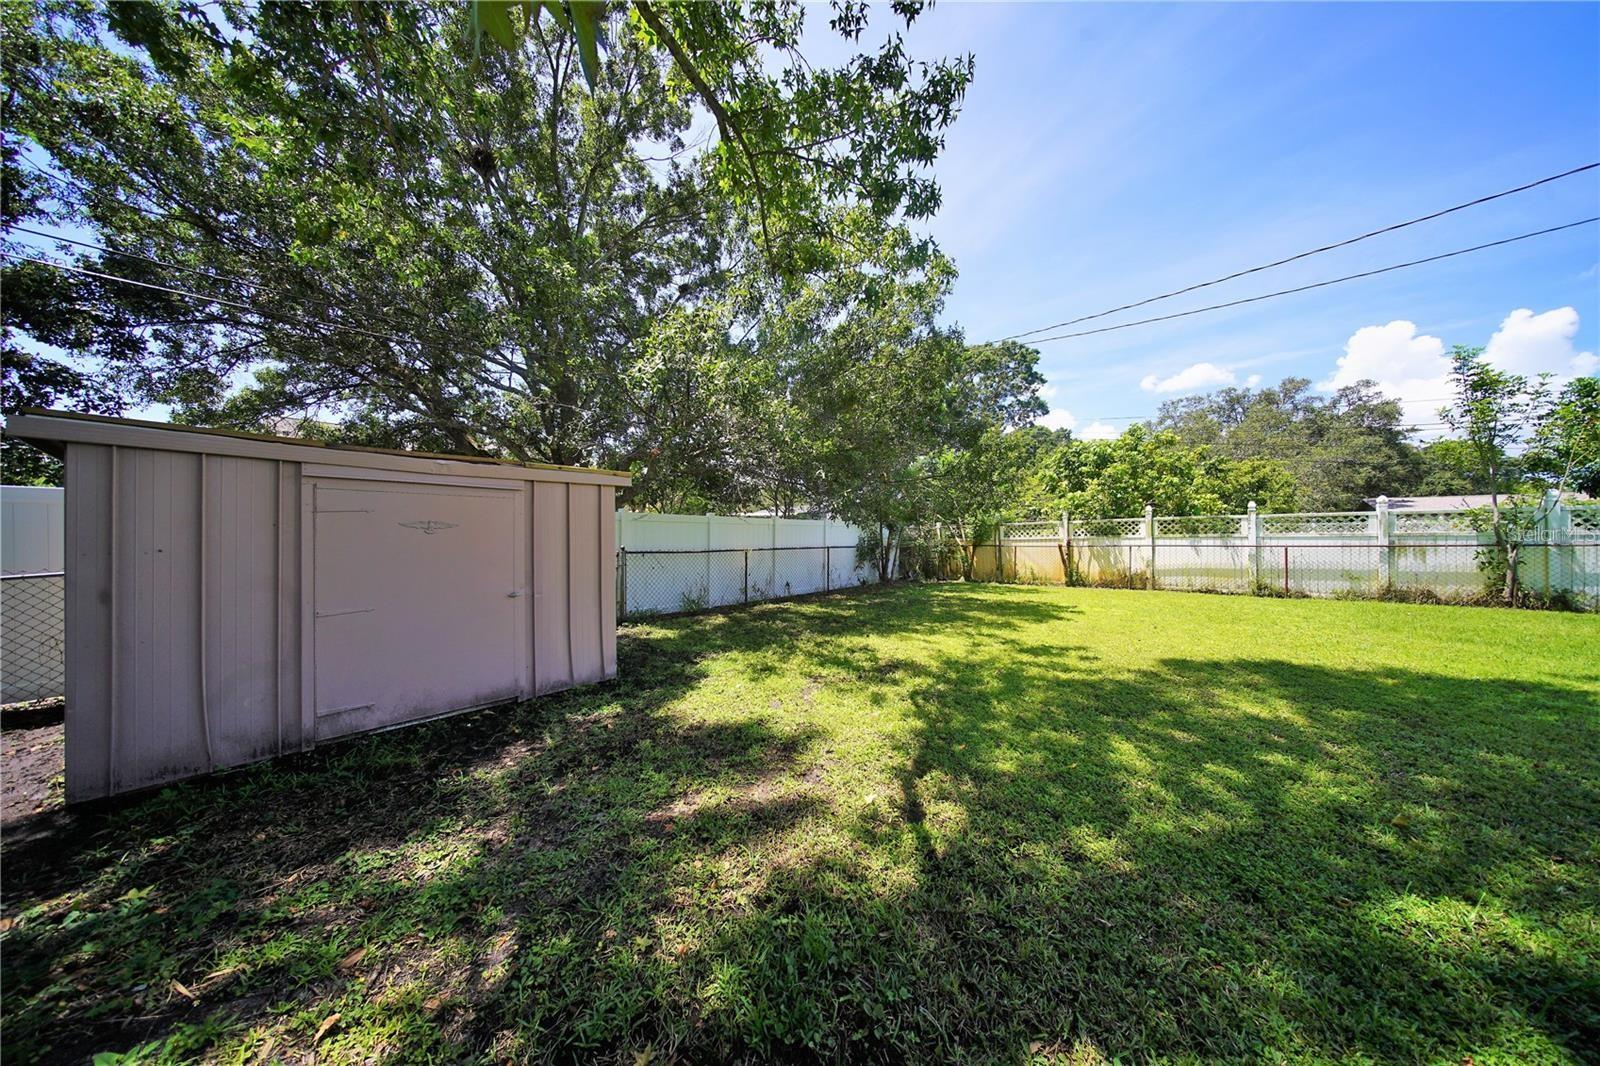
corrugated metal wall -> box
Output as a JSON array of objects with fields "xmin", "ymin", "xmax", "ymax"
[{"xmin": 59, "ymin": 442, "xmax": 618, "ymax": 802}]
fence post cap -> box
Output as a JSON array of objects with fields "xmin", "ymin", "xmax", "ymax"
[
  {"xmin": 1375, "ymin": 495, "xmax": 1388, "ymax": 505},
  {"xmin": 1247, "ymin": 500, "xmax": 1257, "ymax": 513}
]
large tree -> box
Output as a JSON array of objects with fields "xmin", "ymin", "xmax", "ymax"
[
  {"xmin": 1437, "ymin": 345, "xmax": 1557, "ymax": 604},
  {"xmin": 2, "ymin": 0, "xmax": 974, "ymax": 500},
  {"xmin": 1151, "ymin": 377, "xmax": 1422, "ymax": 510},
  {"xmin": 1525, "ymin": 376, "xmax": 1600, "ymax": 498},
  {"xmin": 1027, "ymin": 425, "xmax": 1299, "ymax": 519},
  {"xmin": 739, "ymin": 221, "xmax": 1044, "ymax": 550}
]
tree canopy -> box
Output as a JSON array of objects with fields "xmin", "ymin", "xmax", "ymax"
[
  {"xmin": 1151, "ymin": 377, "xmax": 1421, "ymax": 511},
  {"xmin": 3, "ymin": 0, "xmax": 1007, "ymax": 508}
]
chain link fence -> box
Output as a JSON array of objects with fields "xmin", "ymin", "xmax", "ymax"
[
  {"xmin": 618, "ymin": 546, "xmax": 877, "ymax": 619},
  {"xmin": 2, "ymin": 572, "xmax": 65, "ymax": 704}
]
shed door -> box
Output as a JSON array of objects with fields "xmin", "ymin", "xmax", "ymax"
[{"xmin": 309, "ymin": 478, "xmax": 525, "ymax": 740}]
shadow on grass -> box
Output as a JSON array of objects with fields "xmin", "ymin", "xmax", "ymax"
[{"xmin": 2, "ymin": 583, "xmax": 1596, "ymax": 1063}]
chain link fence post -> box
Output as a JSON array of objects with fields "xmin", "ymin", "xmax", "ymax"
[
  {"xmin": 1145, "ymin": 504, "xmax": 1156, "ymax": 590},
  {"xmin": 1245, "ymin": 501, "xmax": 1259, "ymax": 593},
  {"xmin": 1375, "ymin": 496, "xmax": 1391, "ymax": 591},
  {"xmin": 618, "ymin": 547, "xmax": 628, "ymax": 620}
]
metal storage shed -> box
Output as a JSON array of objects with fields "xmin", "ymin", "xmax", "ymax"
[{"xmin": 4, "ymin": 410, "xmax": 629, "ymax": 801}]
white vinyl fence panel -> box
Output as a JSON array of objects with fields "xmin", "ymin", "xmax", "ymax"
[
  {"xmin": 954, "ymin": 494, "xmax": 1599, "ymax": 610},
  {"xmin": 2, "ymin": 485, "xmax": 64, "ymax": 574},
  {"xmin": 616, "ymin": 511, "xmax": 876, "ymax": 617}
]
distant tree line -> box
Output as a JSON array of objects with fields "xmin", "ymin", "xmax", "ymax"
[{"xmin": 911, "ymin": 365, "xmax": 1596, "ymax": 548}]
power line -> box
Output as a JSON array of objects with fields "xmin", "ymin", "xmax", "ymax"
[
  {"xmin": 6, "ymin": 223, "xmax": 453, "ymax": 346},
  {"xmin": 1001, "ymin": 161, "xmax": 1599, "ymax": 342},
  {"xmin": 1, "ymin": 250, "xmax": 414, "ymax": 347},
  {"xmin": 1016, "ymin": 217, "xmax": 1599, "ymax": 346},
  {"xmin": 1, "ymin": 247, "xmax": 605, "ymax": 421},
  {"xmin": 10, "ymin": 223, "xmax": 300, "ymax": 302}
]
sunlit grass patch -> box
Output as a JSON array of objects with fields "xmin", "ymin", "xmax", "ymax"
[{"xmin": 2, "ymin": 584, "xmax": 1596, "ymax": 1063}]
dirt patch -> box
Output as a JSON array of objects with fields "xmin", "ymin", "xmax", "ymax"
[{"xmin": 2, "ymin": 707, "xmax": 64, "ymax": 826}]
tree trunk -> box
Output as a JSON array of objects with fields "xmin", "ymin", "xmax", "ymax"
[{"xmin": 1504, "ymin": 537, "xmax": 1521, "ymax": 606}]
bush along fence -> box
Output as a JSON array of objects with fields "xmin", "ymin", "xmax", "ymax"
[
  {"xmin": 615, "ymin": 511, "xmax": 879, "ymax": 618},
  {"xmin": 901, "ymin": 493, "xmax": 1600, "ymax": 610}
]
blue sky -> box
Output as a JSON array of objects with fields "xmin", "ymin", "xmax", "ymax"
[{"xmin": 839, "ymin": 1, "xmax": 1600, "ymax": 437}]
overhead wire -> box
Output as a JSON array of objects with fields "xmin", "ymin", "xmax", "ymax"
[
  {"xmin": 0, "ymin": 247, "xmax": 608, "ymax": 427},
  {"xmin": 1014, "ymin": 217, "xmax": 1599, "ymax": 346},
  {"xmin": 4, "ymin": 223, "xmax": 470, "ymax": 352},
  {"xmin": 0, "ymin": 249, "xmax": 416, "ymax": 347},
  {"xmin": 1001, "ymin": 161, "xmax": 1600, "ymax": 341}
]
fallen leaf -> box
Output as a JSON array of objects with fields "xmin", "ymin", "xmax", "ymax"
[
  {"xmin": 337, "ymin": 947, "xmax": 368, "ymax": 971},
  {"xmin": 253, "ymin": 1036, "xmax": 276, "ymax": 1063},
  {"xmin": 196, "ymin": 965, "xmax": 243, "ymax": 993},
  {"xmin": 1391, "ymin": 814, "xmax": 1410, "ymax": 828},
  {"xmin": 170, "ymin": 978, "xmax": 196, "ymax": 1001},
  {"xmin": 314, "ymin": 1013, "xmax": 341, "ymax": 1044}
]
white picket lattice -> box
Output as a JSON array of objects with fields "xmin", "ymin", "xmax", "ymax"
[
  {"xmin": 1570, "ymin": 505, "xmax": 1600, "ymax": 540},
  {"xmin": 1155, "ymin": 514, "xmax": 1245, "ymax": 538},
  {"xmin": 1071, "ymin": 517, "xmax": 1146, "ymax": 540},
  {"xmin": 1392, "ymin": 510, "xmax": 1479, "ymax": 536},
  {"xmin": 1260, "ymin": 512, "xmax": 1373, "ymax": 537},
  {"xmin": 1001, "ymin": 521, "xmax": 1062, "ymax": 542}
]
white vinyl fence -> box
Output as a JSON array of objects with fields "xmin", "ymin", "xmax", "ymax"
[
  {"xmin": 913, "ymin": 494, "xmax": 1599, "ymax": 610},
  {"xmin": 2, "ymin": 485, "xmax": 66, "ymax": 703},
  {"xmin": 617, "ymin": 511, "xmax": 876, "ymax": 617}
]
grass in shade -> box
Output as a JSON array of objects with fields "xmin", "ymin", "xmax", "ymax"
[{"xmin": 3, "ymin": 583, "xmax": 1597, "ymax": 1063}]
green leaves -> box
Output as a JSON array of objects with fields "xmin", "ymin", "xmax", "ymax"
[
  {"xmin": 469, "ymin": 0, "xmax": 522, "ymax": 52},
  {"xmin": 470, "ymin": 0, "xmax": 605, "ymax": 89},
  {"xmin": 568, "ymin": 2, "xmax": 606, "ymax": 88}
]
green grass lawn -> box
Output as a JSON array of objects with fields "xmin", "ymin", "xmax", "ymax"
[{"xmin": 4, "ymin": 584, "xmax": 1598, "ymax": 1063}]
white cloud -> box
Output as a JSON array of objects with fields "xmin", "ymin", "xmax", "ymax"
[
  {"xmin": 1033, "ymin": 382, "xmax": 1077, "ymax": 431},
  {"xmin": 1323, "ymin": 308, "xmax": 1597, "ymax": 438},
  {"xmin": 1245, "ymin": 373, "xmax": 1262, "ymax": 388},
  {"xmin": 1138, "ymin": 361, "xmax": 1236, "ymax": 394},
  {"xmin": 1324, "ymin": 319, "xmax": 1452, "ymax": 426},
  {"xmin": 1079, "ymin": 421, "xmax": 1120, "ymax": 440},
  {"xmin": 1482, "ymin": 307, "xmax": 1596, "ymax": 379},
  {"xmin": 1036, "ymin": 407, "xmax": 1077, "ymax": 431}
]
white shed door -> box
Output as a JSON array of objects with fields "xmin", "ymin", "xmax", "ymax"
[{"xmin": 310, "ymin": 478, "xmax": 525, "ymax": 739}]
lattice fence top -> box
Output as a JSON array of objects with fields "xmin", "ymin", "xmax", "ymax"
[
  {"xmin": 1000, "ymin": 521, "xmax": 1062, "ymax": 542},
  {"xmin": 1570, "ymin": 505, "xmax": 1600, "ymax": 539},
  {"xmin": 1392, "ymin": 510, "xmax": 1479, "ymax": 535},
  {"xmin": 1155, "ymin": 514, "xmax": 1245, "ymax": 538},
  {"xmin": 1260, "ymin": 512, "xmax": 1373, "ymax": 537},
  {"xmin": 1071, "ymin": 517, "xmax": 1146, "ymax": 540}
]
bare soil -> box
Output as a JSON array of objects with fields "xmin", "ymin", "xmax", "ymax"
[{"xmin": 2, "ymin": 702, "xmax": 65, "ymax": 827}]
